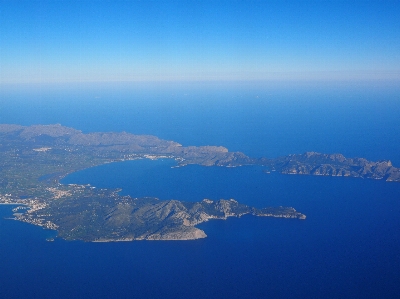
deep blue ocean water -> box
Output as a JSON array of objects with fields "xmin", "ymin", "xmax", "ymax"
[{"xmin": 1, "ymin": 83, "xmax": 400, "ymax": 298}]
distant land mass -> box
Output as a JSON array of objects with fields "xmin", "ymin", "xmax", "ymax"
[
  {"xmin": 0, "ymin": 124, "xmax": 398, "ymax": 241},
  {"xmin": 261, "ymin": 152, "xmax": 400, "ymax": 182}
]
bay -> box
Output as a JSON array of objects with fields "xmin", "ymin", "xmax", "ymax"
[
  {"xmin": 3, "ymin": 160, "xmax": 400, "ymax": 298},
  {"xmin": 1, "ymin": 84, "xmax": 400, "ymax": 298}
]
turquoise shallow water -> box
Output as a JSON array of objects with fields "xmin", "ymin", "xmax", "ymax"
[{"xmin": 1, "ymin": 85, "xmax": 400, "ymax": 298}]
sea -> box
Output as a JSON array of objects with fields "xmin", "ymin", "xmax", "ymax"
[{"xmin": 1, "ymin": 81, "xmax": 400, "ymax": 299}]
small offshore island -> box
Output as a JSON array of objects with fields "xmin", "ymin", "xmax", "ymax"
[{"xmin": 0, "ymin": 124, "xmax": 399, "ymax": 242}]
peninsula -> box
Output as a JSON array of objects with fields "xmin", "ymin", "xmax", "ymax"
[
  {"xmin": 1, "ymin": 124, "xmax": 398, "ymax": 241},
  {"xmin": 261, "ymin": 152, "xmax": 400, "ymax": 182},
  {"xmin": 0, "ymin": 124, "xmax": 305, "ymax": 241}
]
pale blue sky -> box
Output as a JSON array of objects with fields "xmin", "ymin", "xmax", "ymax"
[{"xmin": 1, "ymin": 0, "xmax": 400, "ymax": 84}]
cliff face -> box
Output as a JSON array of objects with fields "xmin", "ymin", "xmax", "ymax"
[
  {"xmin": 7, "ymin": 124, "xmax": 398, "ymax": 181},
  {"xmin": 20, "ymin": 192, "xmax": 305, "ymax": 242},
  {"xmin": 2, "ymin": 123, "xmax": 399, "ymax": 243},
  {"xmin": 266, "ymin": 152, "xmax": 400, "ymax": 182}
]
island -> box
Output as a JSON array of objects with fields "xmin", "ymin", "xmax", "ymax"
[{"xmin": 0, "ymin": 124, "xmax": 398, "ymax": 241}]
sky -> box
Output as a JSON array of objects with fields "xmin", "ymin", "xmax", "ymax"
[{"xmin": 1, "ymin": 0, "xmax": 400, "ymax": 84}]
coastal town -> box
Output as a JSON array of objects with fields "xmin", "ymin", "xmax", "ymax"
[{"xmin": 1, "ymin": 123, "xmax": 399, "ymax": 242}]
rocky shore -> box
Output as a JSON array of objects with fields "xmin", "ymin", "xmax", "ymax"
[{"xmin": 2, "ymin": 123, "xmax": 399, "ymax": 242}]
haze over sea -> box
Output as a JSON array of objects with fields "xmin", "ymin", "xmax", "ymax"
[{"xmin": 1, "ymin": 82, "xmax": 400, "ymax": 298}]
